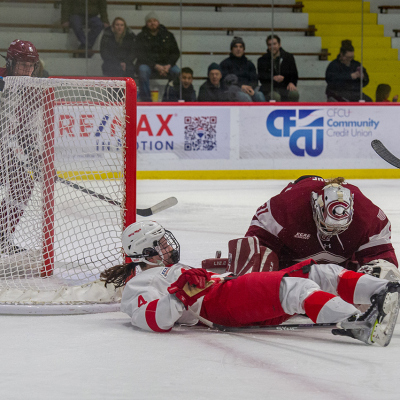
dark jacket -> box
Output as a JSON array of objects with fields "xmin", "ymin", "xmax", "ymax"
[
  {"xmin": 197, "ymin": 80, "xmax": 231, "ymax": 102},
  {"xmin": 162, "ymin": 81, "xmax": 196, "ymax": 102},
  {"xmin": 220, "ymin": 54, "xmax": 258, "ymax": 88},
  {"xmin": 61, "ymin": 0, "xmax": 109, "ymax": 23},
  {"xmin": 100, "ymin": 26, "xmax": 136, "ymax": 74},
  {"xmin": 325, "ymin": 55, "xmax": 369, "ymax": 101},
  {"xmin": 135, "ymin": 24, "xmax": 180, "ymax": 69},
  {"xmin": 258, "ymin": 48, "xmax": 298, "ymax": 93}
]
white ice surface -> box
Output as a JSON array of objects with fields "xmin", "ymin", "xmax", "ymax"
[{"xmin": 2, "ymin": 179, "xmax": 400, "ymax": 400}]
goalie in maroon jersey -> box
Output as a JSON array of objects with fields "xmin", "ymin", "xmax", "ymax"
[
  {"xmin": 0, "ymin": 40, "xmax": 40, "ymax": 254},
  {"xmin": 101, "ymin": 221, "xmax": 400, "ymax": 346},
  {"xmin": 243, "ymin": 176, "xmax": 398, "ymax": 278}
]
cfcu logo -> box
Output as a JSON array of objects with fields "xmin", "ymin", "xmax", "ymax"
[{"xmin": 266, "ymin": 109, "xmax": 324, "ymax": 157}]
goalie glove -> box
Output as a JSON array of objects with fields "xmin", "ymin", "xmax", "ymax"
[
  {"xmin": 358, "ymin": 259, "xmax": 400, "ymax": 282},
  {"xmin": 167, "ymin": 268, "xmax": 220, "ymax": 309}
]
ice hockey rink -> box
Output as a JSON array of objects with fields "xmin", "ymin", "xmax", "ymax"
[{"xmin": 2, "ymin": 178, "xmax": 400, "ymax": 400}]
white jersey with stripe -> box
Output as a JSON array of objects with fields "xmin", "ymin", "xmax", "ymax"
[{"xmin": 121, "ymin": 263, "xmax": 206, "ymax": 332}]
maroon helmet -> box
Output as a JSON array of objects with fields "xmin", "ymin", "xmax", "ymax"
[{"xmin": 6, "ymin": 39, "xmax": 39, "ymax": 74}]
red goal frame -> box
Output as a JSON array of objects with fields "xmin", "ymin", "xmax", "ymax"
[{"xmin": 41, "ymin": 77, "xmax": 137, "ymax": 276}]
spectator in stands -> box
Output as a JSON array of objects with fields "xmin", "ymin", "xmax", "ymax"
[
  {"xmin": 258, "ymin": 34, "xmax": 299, "ymax": 102},
  {"xmin": 220, "ymin": 37, "xmax": 265, "ymax": 102},
  {"xmin": 325, "ymin": 40, "xmax": 371, "ymax": 102},
  {"xmin": 100, "ymin": 17, "xmax": 136, "ymax": 78},
  {"xmin": 376, "ymin": 84, "xmax": 398, "ymax": 102},
  {"xmin": 163, "ymin": 67, "xmax": 196, "ymax": 102},
  {"xmin": 198, "ymin": 63, "xmax": 231, "ymax": 102},
  {"xmin": 136, "ymin": 12, "xmax": 180, "ymax": 102},
  {"xmin": 61, "ymin": 0, "xmax": 109, "ymax": 58}
]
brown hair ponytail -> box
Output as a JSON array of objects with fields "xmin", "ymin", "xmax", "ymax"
[{"xmin": 100, "ymin": 262, "xmax": 143, "ymax": 288}]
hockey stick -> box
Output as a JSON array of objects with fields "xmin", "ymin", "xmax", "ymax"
[
  {"xmin": 371, "ymin": 139, "xmax": 400, "ymax": 169},
  {"xmin": 188, "ymin": 309, "xmax": 336, "ymax": 332},
  {"xmin": 56, "ymin": 176, "xmax": 178, "ymax": 217}
]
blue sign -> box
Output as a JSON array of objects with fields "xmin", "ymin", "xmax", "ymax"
[{"xmin": 266, "ymin": 109, "xmax": 324, "ymax": 157}]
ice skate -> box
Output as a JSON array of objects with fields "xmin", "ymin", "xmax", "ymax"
[{"xmin": 332, "ymin": 282, "xmax": 400, "ymax": 346}]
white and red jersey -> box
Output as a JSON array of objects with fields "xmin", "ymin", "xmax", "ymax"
[
  {"xmin": 121, "ymin": 263, "xmax": 218, "ymax": 332},
  {"xmin": 246, "ymin": 177, "xmax": 398, "ymax": 270}
]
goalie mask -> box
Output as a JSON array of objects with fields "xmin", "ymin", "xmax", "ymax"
[
  {"xmin": 122, "ymin": 221, "xmax": 180, "ymax": 266},
  {"xmin": 311, "ymin": 183, "xmax": 354, "ymax": 236}
]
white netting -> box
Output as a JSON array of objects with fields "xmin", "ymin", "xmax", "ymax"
[{"xmin": 0, "ymin": 77, "xmax": 133, "ymax": 311}]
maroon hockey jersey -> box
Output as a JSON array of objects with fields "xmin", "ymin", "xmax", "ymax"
[{"xmin": 246, "ymin": 177, "xmax": 398, "ymax": 270}]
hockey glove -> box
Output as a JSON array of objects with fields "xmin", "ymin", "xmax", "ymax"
[
  {"xmin": 167, "ymin": 268, "xmax": 217, "ymax": 309},
  {"xmin": 359, "ymin": 259, "xmax": 400, "ymax": 282}
]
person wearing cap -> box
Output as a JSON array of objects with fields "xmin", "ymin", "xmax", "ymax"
[
  {"xmin": 135, "ymin": 12, "xmax": 181, "ymax": 102},
  {"xmin": 61, "ymin": 0, "xmax": 109, "ymax": 58},
  {"xmin": 258, "ymin": 34, "xmax": 299, "ymax": 102},
  {"xmin": 197, "ymin": 63, "xmax": 232, "ymax": 102},
  {"xmin": 220, "ymin": 37, "xmax": 265, "ymax": 102}
]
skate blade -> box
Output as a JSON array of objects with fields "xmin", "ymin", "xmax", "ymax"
[{"xmin": 372, "ymin": 292, "xmax": 400, "ymax": 347}]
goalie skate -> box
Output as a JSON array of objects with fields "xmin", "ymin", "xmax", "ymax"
[
  {"xmin": 332, "ymin": 282, "xmax": 400, "ymax": 347},
  {"xmin": 0, "ymin": 249, "xmax": 42, "ymax": 278}
]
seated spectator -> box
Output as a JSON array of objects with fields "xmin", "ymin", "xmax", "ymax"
[
  {"xmin": 136, "ymin": 12, "xmax": 180, "ymax": 102},
  {"xmin": 198, "ymin": 63, "xmax": 232, "ymax": 102},
  {"xmin": 220, "ymin": 37, "xmax": 265, "ymax": 102},
  {"xmin": 61, "ymin": 0, "xmax": 109, "ymax": 58},
  {"xmin": 100, "ymin": 17, "xmax": 136, "ymax": 78},
  {"xmin": 163, "ymin": 67, "xmax": 196, "ymax": 102},
  {"xmin": 325, "ymin": 40, "xmax": 371, "ymax": 102},
  {"xmin": 258, "ymin": 34, "xmax": 299, "ymax": 102},
  {"xmin": 376, "ymin": 84, "xmax": 398, "ymax": 102}
]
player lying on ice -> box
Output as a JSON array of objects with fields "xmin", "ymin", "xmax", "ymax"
[{"xmin": 101, "ymin": 221, "xmax": 400, "ymax": 346}]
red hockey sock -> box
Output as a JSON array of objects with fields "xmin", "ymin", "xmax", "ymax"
[
  {"xmin": 303, "ymin": 290, "xmax": 336, "ymax": 323},
  {"xmin": 337, "ymin": 270, "xmax": 363, "ymax": 304}
]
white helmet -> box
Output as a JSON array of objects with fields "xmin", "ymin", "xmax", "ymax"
[
  {"xmin": 311, "ymin": 183, "xmax": 354, "ymax": 236},
  {"xmin": 122, "ymin": 221, "xmax": 180, "ymax": 265}
]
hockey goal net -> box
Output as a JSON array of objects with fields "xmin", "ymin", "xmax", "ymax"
[{"xmin": 0, "ymin": 76, "xmax": 136, "ymax": 314}]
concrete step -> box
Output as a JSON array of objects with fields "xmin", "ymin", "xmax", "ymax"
[
  {"xmin": 316, "ymin": 24, "xmax": 384, "ymax": 37},
  {"xmin": 378, "ymin": 14, "xmax": 400, "ymax": 37},
  {"xmin": 0, "ymin": 6, "xmax": 309, "ymax": 29},
  {"xmin": 327, "ymin": 48, "xmax": 398, "ymax": 61},
  {"xmin": 321, "ymin": 36, "xmax": 392, "ymax": 49},
  {"xmin": 303, "ymin": 1, "xmax": 370, "ymax": 13},
  {"xmin": 308, "ymin": 12, "xmax": 377, "ymax": 25}
]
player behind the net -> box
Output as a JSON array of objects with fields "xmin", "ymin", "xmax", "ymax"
[
  {"xmin": 240, "ymin": 176, "xmax": 398, "ymax": 281},
  {"xmin": 0, "ymin": 40, "xmax": 40, "ymax": 254},
  {"xmin": 100, "ymin": 220, "xmax": 400, "ymax": 346}
]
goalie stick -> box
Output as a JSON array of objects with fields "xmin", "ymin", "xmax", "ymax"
[
  {"xmin": 56, "ymin": 177, "xmax": 178, "ymax": 217},
  {"xmin": 371, "ymin": 139, "xmax": 400, "ymax": 169}
]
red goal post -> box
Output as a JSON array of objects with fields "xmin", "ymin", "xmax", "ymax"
[{"xmin": 0, "ymin": 76, "xmax": 137, "ymax": 314}]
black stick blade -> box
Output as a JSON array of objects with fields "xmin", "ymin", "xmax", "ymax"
[{"xmin": 371, "ymin": 140, "xmax": 400, "ymax": 169}]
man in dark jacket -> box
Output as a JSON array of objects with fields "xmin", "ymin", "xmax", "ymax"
[
  {"xmin": 258, "ymin": 34, "xmax": 299, "ymax": 102},
  {"xmin": 61, "ymin": 0, "xmax": 109, "ymax": 57},
  {"xmin": 325, "ymin": 39, "xmax": 371, "ymax": 102},
  {"xmin": 162, "ymin": 67, "xmax": 196, "ymax": 102},
  {"xmin": 198, "ymin": 63, "xmax": 232, "ymax": 102},
  {"xmin": 136, "ymin": 12, "xmax": 180, "ymax": 102},
  {"xmin": 220, "ymin": 37, "xmax": 265, "ymax": 102}
]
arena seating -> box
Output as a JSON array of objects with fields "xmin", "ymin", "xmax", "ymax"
[{"xmin": 6, "ymin": 0, "xmax": 400, "ymax": 101}]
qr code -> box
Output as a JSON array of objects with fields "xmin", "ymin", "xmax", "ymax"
[{"xmin": 184, "ymin": 116, "xmax": 217, "ymax": 151}]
